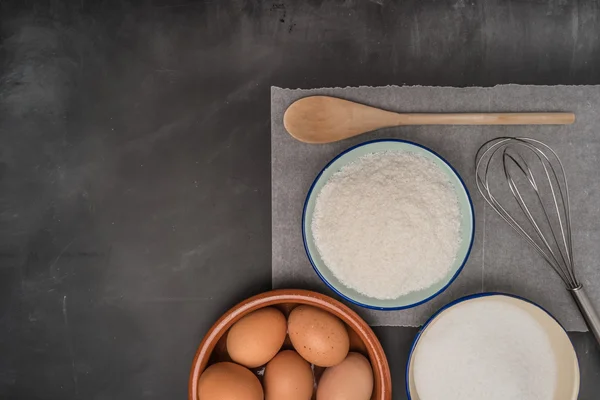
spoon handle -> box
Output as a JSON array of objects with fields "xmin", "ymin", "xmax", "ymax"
[{"xmin": 392, "ymin": 112, "xmax": 575, "ymax": 125}]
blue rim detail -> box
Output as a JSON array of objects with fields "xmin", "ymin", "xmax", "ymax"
[
  {"xmin": 404, "ymin": 292, "xmax": 580, "ymax": 399},
  {"xmin": 301, "ymin": 138, "xmax": 476, "ymax": 310}
]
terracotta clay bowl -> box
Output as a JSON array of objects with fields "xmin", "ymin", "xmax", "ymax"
[{"xmin": 189, "ymin": 289, "xmax": 392, "ymax": 400}]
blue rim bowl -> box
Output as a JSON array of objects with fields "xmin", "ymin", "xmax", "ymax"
[
  {"xmin": 302, "ymin": 139, "xmax": 475, "ymax": 310},
  {"xmin": 405, "ymin": 292, "xmax": 580, "ymax": 400}
]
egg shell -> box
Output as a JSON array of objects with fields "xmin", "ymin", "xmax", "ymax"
[
  {"xmin": 264, "ymin": 350, "xmax": 314, "ymax": 400},
  {"xmin": 226, "ymin": 307, "xmax": 287, "ymax": 368},
  {"xmin": 316, "ymin": 353, "xmax": 374, "ymax": 400},
  {"xmin": 288, "ymin": 305, "xmax": 350, "ymax": 367},
  {"xmin": 198, "ymin": 362, "xmax": 263, "ymax": 400}
]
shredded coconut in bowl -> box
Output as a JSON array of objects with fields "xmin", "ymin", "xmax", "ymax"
[{"xmin": 311, "ymin": 150, "xmax": 462, "ymax": 300}]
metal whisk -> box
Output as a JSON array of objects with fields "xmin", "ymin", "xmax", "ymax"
[{"xmin": 475, "ymin": 137, "xmax": 600, "ymax": 345}]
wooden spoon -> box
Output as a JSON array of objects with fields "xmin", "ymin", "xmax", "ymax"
[{"xmin": 283, "ymin": 96, "xmax": 575, "ymax": 144}]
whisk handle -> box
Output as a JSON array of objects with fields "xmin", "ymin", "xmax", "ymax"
[{"xmin": 570, "ymin": 286, "xmax": 600, "ymax": 346}]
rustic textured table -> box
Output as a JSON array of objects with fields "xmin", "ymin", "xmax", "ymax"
[{"xmin": 1, "ymin": 1, "xmax": 599, "ymax": 399}]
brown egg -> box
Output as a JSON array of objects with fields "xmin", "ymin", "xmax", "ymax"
[
  {"xmin": 288, "ymin": 305, "xmax": 350, "ymax": 367},
  {"xmin": 264, "ymin": 350, "xmax": 314, "ymax": 400},
  {"xmin": 316, "ymin": 353, "xmax": 373, "ymax": 400},
  {"xmin": 198, "ymin": 362, "xmax": 263, "ymax": 400},
  {"xmin": 227, "ymin": 307, "xmax": 287, "ymax": 368}
]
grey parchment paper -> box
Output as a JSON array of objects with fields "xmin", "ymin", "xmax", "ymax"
[{"xmin": 271, "ymin": 85, "xmax": 600, "ymax": 330}]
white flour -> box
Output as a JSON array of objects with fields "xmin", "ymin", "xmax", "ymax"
[
  {"xmin": 412, "ymin": 298, "xmax": 558, "ymax": 400},
  {"xmin": 311, "ymin": 150, "xmax": 461, "ymax": 300}
]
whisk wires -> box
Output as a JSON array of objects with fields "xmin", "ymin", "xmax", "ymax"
[{"xmin": 475, "ymin": 137, "xmax": 579, "ymax": 289}]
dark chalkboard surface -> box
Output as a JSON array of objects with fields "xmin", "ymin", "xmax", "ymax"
[{"xmin": 1, "ymin": 1, "xmax": 599, "ymax": 399}]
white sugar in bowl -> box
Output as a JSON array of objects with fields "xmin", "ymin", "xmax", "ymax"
[{"xmin": 406, "ymin": 293, "xmax": 580, "ymax": 400}]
